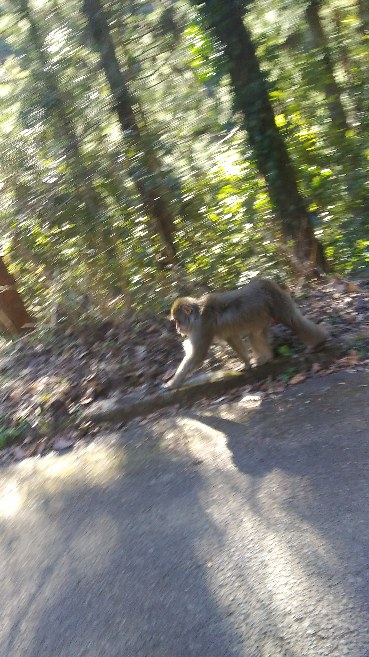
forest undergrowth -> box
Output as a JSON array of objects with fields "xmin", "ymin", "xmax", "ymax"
[{"xmin": 0, "ymin": 276, "xmax": 368, "ymax": 463}]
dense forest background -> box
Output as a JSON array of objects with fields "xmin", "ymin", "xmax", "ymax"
[{"xmin": 1, "ymin": 0, "xmax": 369, "ymax": 320}]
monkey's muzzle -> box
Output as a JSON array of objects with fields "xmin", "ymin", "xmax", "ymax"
[{"xmin": 173, "ymin": 320, "xmax": 188, "ymax": 336}]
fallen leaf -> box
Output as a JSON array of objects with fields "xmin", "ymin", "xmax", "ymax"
[
  {"xmin": 289, "ymin": 373, "xmax": 306, "ymax": 385},
  {"xmin": 346, "ymin": 282, "xmax": 360, "ymax": 293},
  {"xmin": 265, "ymin": 381, "xmax": 286, "ymax": 394},
  {"xmin": 338, "ymin": 350, "xmax": 360, "ymax": 366},
  {"xmin": 318, "ymin": 367, "xmax": 336, "ymax": 376},
  {"xmin": 347, "ymin": 349, "xmax": 360, "ymax": 364}
]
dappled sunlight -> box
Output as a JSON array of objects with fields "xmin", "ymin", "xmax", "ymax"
[
  {"xmin": 174, "ymin": 417, "xmax": 235, "ymax": 471},
  {"xmin": 2, "ymin": 391, "xmax": 369, "ymax": 656},
  {"xmin": 195, "ymin": 465, "xmax": 365, "ymax": 655},
  {"xmin": 214, "ymin": 149, "xmax": 244, "ymax": 178},
  {"xmin": 39, "ymin": 442, "xmax": 125, "ymax": 488},
  {"xmin": 0, "ymin": 481, "xmax": 23, "ymax": 518},
  {"xmin": 0, "ymin": 440, "xmax": 125, "ymax": 517},
  {"xmin": 261, "ymin": 525, "xmax": 332, "ymax": 598},
  {"xmin": 172, "ymin": 403, "xmax": 369, "ymax": 654},
  {"xmin": 1, "ymin": 0, "xmax": 369, "ymax": 650},
  {"xmin": 257, "ymin": 504, "xmax": 368, "ymax": 652}
]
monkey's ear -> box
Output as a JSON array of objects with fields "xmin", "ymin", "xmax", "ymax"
[{"xmin": 183, "ymin": 304, "xmax": 192, "ymax": 315}]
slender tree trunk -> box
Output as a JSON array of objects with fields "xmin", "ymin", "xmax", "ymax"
[
  {"xmin": 83, "ymin": 0, "xmax": 178, "ymax": 264},
  {"xmin": 19, "ymin": 0, "xmax": 100, "ymax": 226},
  {"xmin": 19, "ymin": 0, "xmax": 133, "ymax": 302},
  {"xmin": 192, "ymin": 0, "xmax": 326, "ymax": 270},
  {"xmin": 358, "ymin": 0, "xmax": 369, "ymax": 34},
  {"xmin": 305, "ymin": 0, "xmax": 349, "ymax": 132},
  {"xmin": 332, "ymin": 9, "xmax": 362, "ymax": 125}
]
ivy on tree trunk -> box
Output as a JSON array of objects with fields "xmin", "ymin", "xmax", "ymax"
[{"xmin": 192, "ymin": 0, "xmax": 327, "ymax": 271}]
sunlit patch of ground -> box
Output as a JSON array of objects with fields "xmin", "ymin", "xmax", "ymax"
[{"xmin": 0, "ymin": 437, "xmax": 125, "ymax": 518}]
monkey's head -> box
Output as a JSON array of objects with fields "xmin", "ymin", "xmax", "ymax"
[{"xmin": 170, "ymin": 297, "xmax": 200, "ymax": 336}]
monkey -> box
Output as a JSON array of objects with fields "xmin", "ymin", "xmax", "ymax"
[{"xmin": 166, "ymin": 278, "xmax": 327, "ymax": 388}]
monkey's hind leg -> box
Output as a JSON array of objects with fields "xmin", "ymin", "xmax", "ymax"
[
  {"xmin": 226, "ymin": 335, "xmax": 251, "ymax": 369},
  {"xmin": 248, "ymin": 328, "xmax": 273, "ymax": 366}
]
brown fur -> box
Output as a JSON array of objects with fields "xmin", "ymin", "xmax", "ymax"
[{"xmin": 167, "ymin": 278, "xmax": 327, "ymax": 388}]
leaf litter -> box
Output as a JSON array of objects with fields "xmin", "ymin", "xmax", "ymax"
[{"xmin": 0, "ymin": 277, "xmax": 368, "ymax": 462}]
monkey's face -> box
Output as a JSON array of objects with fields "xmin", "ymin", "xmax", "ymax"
[{"xmin": 170, "ymin": 300, "xmax": 196, "ymax": 336}]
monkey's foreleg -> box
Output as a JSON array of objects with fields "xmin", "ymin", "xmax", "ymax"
[
  {"xmin": 166, "ymin": 337, "xmax": 211, "ymax": 388},
  {"xmin": 226, "ymin": 335, "xmax": 251, "ymax": 368},
  {"xmin": 248, "ymin": 328, "xmax": 273, "ymax": 366}
]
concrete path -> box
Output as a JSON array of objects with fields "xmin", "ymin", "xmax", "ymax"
[{"xmin": 1, "ymin": 369, "xmax": 369, "ymax": 657}]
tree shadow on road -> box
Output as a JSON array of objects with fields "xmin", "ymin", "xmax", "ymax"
[
  {"xmin": 0, "ymin": 424, "xmax": 298, "ymax": 657},
  {"xmin": 191, "ymin": 371, "xmax": 369, "ymax": 652},
  {"xmin": 4, "ymin": 371, "xmax": 369, "ymax": 657}
]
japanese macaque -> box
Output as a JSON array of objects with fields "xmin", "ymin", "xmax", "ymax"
[{"xmin": 166, "ymin": 278, "xmax": 327, "ymax": 388}]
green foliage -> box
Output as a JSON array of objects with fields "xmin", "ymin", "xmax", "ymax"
[
  {"xmin": 0, "ymin": 416, "xmax": 27, "ymax": 448},
  {"xmin": 279, "ymin": 367, "xmax": 298, "ymax": 383},
  {"xmin": 0, "ymin": 0, "xmax": 368, "ymax": 320},
  {"xmin": 184, "ymin": 22, "xmax": 220, "ymax": 82},
  {"xmin": 276, "ymin": 344, "xmax": 294, "ymax": 357},
  {"xmin": 0, "ymin": 426, "xmax": 18, "ymax": 449}
]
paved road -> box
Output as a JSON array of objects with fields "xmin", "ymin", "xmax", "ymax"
[{"xmin": 1, "ymin": 369, "xmax": 369, "ymax": 657}]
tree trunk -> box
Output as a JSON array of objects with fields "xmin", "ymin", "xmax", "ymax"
[
  {"xmin": 19, "ymin": 0, "xmax": 101, "ymax": 228},
  {"xmin": 83, "ymin": 0, "xmax": 178, "ymax": 264},
  {"xmin": 19, "ymin": 0, "xmax": 133, "ymax": 300},
  {"xmin": 0, "ymin": 258, "xmax": 34, "ymax": 334},
  {"xmin": 305, "ymin": 0, "xmax": 349, "ymax": 132},
  {"xmin": 192, "ymin": 0, "xmax": 325, "ymax": 270},
  {"xmin": 358, "ymin": 0, "xmax": 369, "ymax": 35},
  {"xmin": 332, "ymin": 9, "xmax": 362, "ymax": 125}
]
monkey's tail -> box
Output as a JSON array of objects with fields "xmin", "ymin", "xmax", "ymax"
[{"xmin": 271, "ymin": 285, "xmax": 328, "ymax": 348}]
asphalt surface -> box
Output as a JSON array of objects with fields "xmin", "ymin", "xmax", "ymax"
[{"xmin": 1, "ymin": 368, "xmax": 369, "ymax": 657}]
